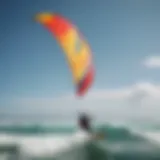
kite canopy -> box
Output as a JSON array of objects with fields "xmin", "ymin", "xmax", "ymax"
[{"xmin": 35, "ymin": 13, "xmax": 94, "ymax": 96}]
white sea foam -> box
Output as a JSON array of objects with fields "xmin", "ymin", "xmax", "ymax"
[
  {"xmin": 143, "ymin": 132, "xmax": 160, "ymax": 144},
  {"xmin": 131, "ymin": 129, "xmax": 160, "ymax": 147},
  {"xmin": 0, "ymin": 130, "xmax": 91, "ymax": 158}
]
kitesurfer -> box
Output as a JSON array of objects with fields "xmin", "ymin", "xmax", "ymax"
[
  {"xmin": 78, "ymin": 112, "xmax": 92, "ymax": 133},
  {"xmin": 78, "ymin": 112, "xmax": 104, "ymax": 140}
]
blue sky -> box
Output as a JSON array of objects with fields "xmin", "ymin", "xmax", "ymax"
[{"xmin": 1, "ymin": 0, "xmax": 160, "ymax": 122}]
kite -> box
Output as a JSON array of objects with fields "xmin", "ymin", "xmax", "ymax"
[{"xmin": 35, "ymin": 13, "xmax": 94, "ymax": 96}]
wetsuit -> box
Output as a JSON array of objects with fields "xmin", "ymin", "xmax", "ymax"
[{"xmin": 78, "ymin": 114, "xmax": 92, "ymax": 133}]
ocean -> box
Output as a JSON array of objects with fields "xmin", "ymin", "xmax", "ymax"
[{"xmin": 0, "ymin": 123, "xmax": 160, "ymax": 160}]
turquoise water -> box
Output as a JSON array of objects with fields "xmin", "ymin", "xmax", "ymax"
[{"xmin": 0, "ymin": 123, "xmax": 160, "ymax": 160}]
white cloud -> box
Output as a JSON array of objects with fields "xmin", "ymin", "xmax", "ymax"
[
  {"xmin": 143, "ymin": 56, "xmax": 160, "ymax": 68},
  {"xmin": 2, "ymin": 82, "xmax": 160, "ymax": 124}
]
